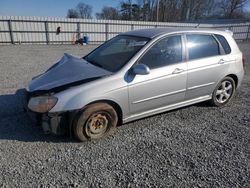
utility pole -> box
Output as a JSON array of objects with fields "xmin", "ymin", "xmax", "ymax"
[
  {"xmin": 130, "ymin": 0, "xmax": 132, "ymax": 20},
  {"xmin": 156, "ymin": 0, "xmax": 160, "ymax": 22}
]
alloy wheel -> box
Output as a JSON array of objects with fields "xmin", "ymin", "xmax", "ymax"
[{"xmin": 215, "ymin": 80, "xmax": 233, "ymax": 104}]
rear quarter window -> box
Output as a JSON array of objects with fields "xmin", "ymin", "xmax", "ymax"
[
  {"xmin": 186, "ymin": 34, "xmax": 220, "ymax": 60},
  {"xmin": 215, "ymin": 34, "xmax": 231, "ymax": 54}
]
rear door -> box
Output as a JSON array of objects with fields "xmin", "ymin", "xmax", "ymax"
[{"xmin": 185, "ymin": 33, "xmax": 233, "ymax": 100}]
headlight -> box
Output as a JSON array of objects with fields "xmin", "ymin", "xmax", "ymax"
[{"xmin": 28, "ymin": 96, "xmax": 58, "ymax": 113}]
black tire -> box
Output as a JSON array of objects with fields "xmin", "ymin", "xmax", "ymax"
[
  {"xmin": 73, "ymin": 103, "xmax": 118, "ymax": 142},
  {"xmin": 210, "ymin": 76, "xmax": 236, "ymax": 107}
]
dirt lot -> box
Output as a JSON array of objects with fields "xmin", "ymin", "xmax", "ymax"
[{"xmin": 0, "ymin": 43, "xmax": 249, "ymax": 187}]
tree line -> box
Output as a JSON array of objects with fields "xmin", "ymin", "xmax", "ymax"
[{"xmin": 67, "ymin": 0, "xmax": 250, "ymax": 21}]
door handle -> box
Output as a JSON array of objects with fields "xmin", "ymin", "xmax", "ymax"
[
  {"xmin": 218, "ymin": 59, "xmax": 226, "ymax": 64},
  {"xmin": 172, "ymin": 68, "xmax": 184, "ymax": 74}
]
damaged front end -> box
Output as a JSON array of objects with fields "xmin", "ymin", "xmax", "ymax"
[
  {"xmin": 24, "ymin": 90, "xmax": 71, "ymax": 135},
  {"xmin": 24, "ymin": 53, "xmax": 112, "ymax": 135},
  {"xmin": 40, "ymin": 111, "xmax": 70, "ymax": 135}
]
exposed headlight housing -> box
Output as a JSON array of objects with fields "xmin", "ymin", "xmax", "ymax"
[{"xmin": 28, "ymin": 96, "xmax": 58, "ymax": 113}]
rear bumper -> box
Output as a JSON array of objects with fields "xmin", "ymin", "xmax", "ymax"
[
  {"xmin": 23, "ymin": 89, "xmax": 69, "ymax": 135},
  {"xmin": 236, "ymin": 69, "xmax": 244, "ymax": 89}
]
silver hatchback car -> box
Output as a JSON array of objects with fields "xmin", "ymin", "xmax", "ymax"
[{"xmin": 25, "ymin": 28, "xmax": 244, "ymax": 141}]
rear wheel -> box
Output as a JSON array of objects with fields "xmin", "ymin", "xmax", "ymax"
[
  {"xmin": 210, "ymin": 77, "xmax": 235, "ymax": 107},
  {"xmin": 73, "ymin": 103, "xmax": 118, "ymax": 142}
]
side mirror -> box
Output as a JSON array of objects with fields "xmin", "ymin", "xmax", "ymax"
[{"xmin": 132, "ymin": 64, "xmax": 150, "ymax": 75}]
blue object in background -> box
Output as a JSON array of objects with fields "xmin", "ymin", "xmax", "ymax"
[{"xmin": 83, "ymin": 36, "xmax": 89, "ymax": 44}]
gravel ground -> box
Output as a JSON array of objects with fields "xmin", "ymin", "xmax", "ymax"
[{"xmin": 0, "ymin": 43, "xmax": 249, "ymax": 187}]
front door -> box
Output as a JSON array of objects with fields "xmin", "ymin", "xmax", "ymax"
[{"xmin": 127, "ymin": 35, "xmax": 187, "ymax": 115}]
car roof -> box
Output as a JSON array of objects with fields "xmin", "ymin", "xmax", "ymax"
[{"xmin": 121, "ymin": 27, "xmax": 229, "ymax": 39}]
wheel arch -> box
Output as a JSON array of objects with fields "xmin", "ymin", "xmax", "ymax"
[
  {"xmin": 69, "ymin": 99, "xmax": 123, "ymax": 136},
  {"xmin": 87, "ymin": 99, "xmax": 123, "ymax": 126},
  {"xmin": 225, "ymin": 74, "xmax": 238, "ymax": 87}
]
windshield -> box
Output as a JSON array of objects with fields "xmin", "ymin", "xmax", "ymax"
[{"xmin": 84, "ymin": 35, "xmax": 150, "ymax": 72}]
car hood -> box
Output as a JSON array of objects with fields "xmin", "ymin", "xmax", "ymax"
[{"xmin": 28, "ymin": 53, "xmax": 112, "ymax": 93}]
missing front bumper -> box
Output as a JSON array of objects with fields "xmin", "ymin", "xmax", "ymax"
[
  {"xmin": 23, "ymin": 89, "xmax": 69, "ymax": 135},
  {"xmin": 41, "ymin": 113, "xmax": 69, "ymax": 135}
]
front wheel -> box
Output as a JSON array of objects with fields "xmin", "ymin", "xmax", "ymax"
[
  {"xmin": 210, "ymin": 77, "xmax": 236, "ymax": 107},
  {"xmin": 73, "ymin": 103, "xmax": 118, "ymax": 142}
]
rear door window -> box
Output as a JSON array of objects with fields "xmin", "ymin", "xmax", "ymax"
[
  {"xmin": 186, "ymin": 34, "xmax": 220, "ymax": 60},
  {"xmin": 215, "ymin": 34, "xmax": 231, "ymax": 54}
]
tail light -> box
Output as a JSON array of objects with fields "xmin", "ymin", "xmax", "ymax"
[{"xmin": 242, "ymin": 53, "xmax": 245, "ymax": 67}]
